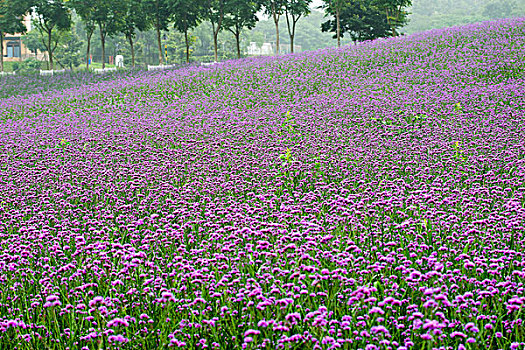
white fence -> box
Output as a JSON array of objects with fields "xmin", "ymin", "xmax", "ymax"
[
  {"xmin": 147, "ymin": 64, "xmax": 179, "ymax": 71},
  {"xmin": 0, "ymin": 71, "xmax": 16, "ymax": 76},
  {"xmin": 40, "ymin": 69, "xmax": 66, "ymax": 76},
  {"xmin": 201, "ymin": 62, "xmax": 218, "ymax": 67},
  {"xmin": 93, "ymin": 67, "xmax": 117, "ymax": 74}
]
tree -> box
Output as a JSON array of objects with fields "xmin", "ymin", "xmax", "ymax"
[
  {"xmin": 246, "ymin": 8, "xmax": 345, "ymax": 52},
  {"xmin": 143, "ymin": 0, "xmax": 173, "ymax": 65},
  {"xmin": 191, "ymin": 19, "xmax": 213, "ymax": 58},
  {"xmin": 91, "ymin": 0, "xmax": 126, "ymax": 69},
  {"xmin": 261, "ymin": 0, "xmax": 286, "ymax": 54},
  {"xmin": 121, "ymin": 0, "xmax": 150, "ymax": 67},
  {"xmin": 284, "ymin": 0, "xmax": 311, "ymax": 53},
  {"xmin": 171, "ymin": 0, "xmax": 202, "ymax": 63},
  {"xmin": 202, "ymin": 0, "xmax": 229, "ymax": 62},
  {"xmin": 22, "ymin": 29, "xmax": 46, "ymax": 54},
  {"xmin": 223, "ymin": 0, "xmax": 260, "ymax": 58},
  {"xmin": 403, "ymin": 0, "xmax": 525, "ymax": 34},
  {"xmin": 0, "ymin": 0, "xmax": 34, "ymax": 72},
  {"xmin": 320, "ymin": 0, "xmax": 348, "ymax": 47},
  {"xmin": 321, "ymin": 0, "xmax": 391, "ymax": 43},
  {"xmin": 33, "ymin": 0, "xmax": 72, "ymax": 70},
  {"xmin": 165, "ymin": 28, "xmax": 197, "ymax": 63},
  {"xmin": 68, "ymin": 0, "xmax": 97, "ymax": 70},
  {"xmin": 372, "ymin": 0, "xmax": 411, "ymax": 36},
  {"xmin": 483, "ymin": 0, "xmax": 516, "ymax": 19},
  {"xmin": 54, "ymin": 31, "xmax": 83, "ymax": 69}
]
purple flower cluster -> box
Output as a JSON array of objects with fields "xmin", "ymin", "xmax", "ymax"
[{"xmin": 0, "ymin": 17, "xmax": 525, "ymax": 349}]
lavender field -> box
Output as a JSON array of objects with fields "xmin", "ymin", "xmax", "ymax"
[{"xmin": 1, "ymin": 18, "xmax": 525, "ymax": 350}]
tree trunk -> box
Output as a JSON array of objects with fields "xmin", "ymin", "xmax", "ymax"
[
  {"xmin": 211, "ymin": 10, "xmax": 224, "ymax": 63},
  {"xmin": 128, "ymin": 33, "xmax": 135, "ymax": 67},
  {"xmin": 0, "ymin": 30, "xmax": 4, "ymax": 73},
  {"xmin": 285, "ymin": 9, "xmax": 300, "ymax": 54},
  {"xmin": 385, "ymin": 8, "xmax": 397, "ymax": 37},
  {"xmin": 213, "ymin": 31, "xmax": 218, "ymax": 62},
  {"xmin": 86, "ymin": 33, "xmax": 92, "ymax": 71},
  {"xmin": 156, "ymin": 22, "xmax": 163, "ymax": 65},
  {"xmin": 393, "ymin": 5, "xmax": 402, "ymax": 36},
  {"xmin": 336, "ymin": 6, "xmax": 341, "ymax": 47},
  {"xmin": 385, "ymin": 8, "xmax": 393, "ymax": 36},
  {"xmin": 100, "ymin": 24, "xmax": 106, "ymax": 69},
  {"xmin": 273, "ymin": 12, "xmax": 280, "ymax": 55},
  {"xmin": 184, "ymin": 30, "xmax": 190, "ymax": 64},
  {"xmin": 234, "ymin": 32, "xmax": 241, "ymax": 59},
  {"xmin": 48, "ymin": 29, "xmax": 53, "ymax": 70}
]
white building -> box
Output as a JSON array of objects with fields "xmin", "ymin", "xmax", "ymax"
[
  {"xmin": 246, "ymin": 42, "xmax": 302, "ymax": 56},
  {"xmin": 1, "ymin": 14, "xmax": 45, "ymax": 62},
  {"xmin": 247, "ymin": 42, "xmax": 274, "ymax": 56},
  {"xmin": 246, "ymin": 42, "xmax": 261, "ymax": 56}
]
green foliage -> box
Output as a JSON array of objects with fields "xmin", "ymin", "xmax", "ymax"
[
  {"xmin": 165, "ymin": 29, "xmax": 198, "ymax": 63},
  {"xmin": 11, "ymin": 57, "xmax": 43, "ymax": 73},
  {"xmin": 372, "ymin": 0, "xmax": 412, "ymax": 36},
  {"xmin": 281, "ymin": 110, "xmax": 297, "ymax": 134},
  {"xmin": 91, "ymin": 0, "xmax": 126, "ymax": 34},
  {"xmin": 122, "ymin": 0, "xmax": 150, "ymax": 36},
  {"xmin": 0, "ymin": 0, "xmax": 32, "ymax": 34},
  {"xmin": 96, "ymin": 0, "xmax": 127, "ymax": 68},
  {"xmin": 171, "ymin": 0, "xmax": 203, "ymax": 62},
  {"xmin": 322, "ymin": 0, "xmax": 411, "ymax": 42},
  {"xmin": 260, "ymin": 0, "xmax": 287, "ymax": 53},
  {"xmin": 279, "ymin": 147, "xmax": 294, "ymax": 166},
  {"xmin": 68, "ymin": 0, "xmax": 97, "ymax": 34},
  {"xmin": 405, "ymin": 0, "xmax": 525, "ymax": 34},
  {"xmin": 319, "ymin": 0, "xmax": 355, "ymax": 46},
  {"xmin": 119, "ymin": 0, "xmax": 151, "ymax": 66},
  {"xmin": 483, "ymin": 0, "xmax": 516, "ymax": 18},
  {"xmin": 452, "ymin": 141, "xmax": 467, "ymax": 162},
  {"xmin": 201, "ymin": 0, "xmax": 234, "ymax": 61},
  {"xmin": 32, "ymin": 0, "xmax": 72, "ymax": 69},
  {"xmin": 68, "ymin": 0, "xmax": 98, "ymax": 69},
  {"xmin": 55, "ymin": 31, "xmax": 83, "ymax": 69},
  {"xmin": 285, "ymin": 0, "xmax": 311, "ymax": 16},
  {"xmin": 261, "ymin": 0, "xmax": 287, "ymax": 19},
  {"xmin": 55, "ymin": 138, "xmax": 71, "ymax": 148},
  {"xmin": 33, "ymin": 0, "xmax": 72, "ymax": 33},
  {"xmin": 223, "ymin": 0, "xmax": 260, "ymax": 57},
  {"xmin": 321, "ymin": 0, "xmax": 392, "ymax": 42},
  {"xmin": 0, "ymin": 0, "xmax": 34, "ymax": 71},
  {"xmin": 171, "ymin": 0, "xmax": 202, "ymax": 35},
  {"xmin": 284, "ymin": 0, "xmax": 311, "ymax": 52},
  {"xmin": 249, "ymin": 9, "xmax": 353, "ymax": 51},
  {"xmin": 22, "ymin": 29, "xmax": 47, "ymax": 53},
  {"xmin": 143, "ymin": 0, "xmax": 173, "ymax": 33},
  {"xmin": 143, "ymin": 0, "xmax": 175, "ymax": 63}
]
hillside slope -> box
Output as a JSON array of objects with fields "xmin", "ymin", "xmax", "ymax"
[{"xmin": 0, "ymin": 18, "xmax": 524, "ymax": 349}]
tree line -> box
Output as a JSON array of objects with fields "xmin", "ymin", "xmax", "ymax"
[
  {"xmin": 0, "ymin": 0, "xmax": 413, "ymax": 72},
  {"xmin": 405, "ymin": 0, "xmax": 525, "ymax": 34}
]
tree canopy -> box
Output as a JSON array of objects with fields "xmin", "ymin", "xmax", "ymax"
[
  {"xmin": 171, "ymin": 0, "xmax": 203, "ymax": 63},
  {"xmin": 32, "ymin": 0, "xmax": 72, "ymax": 70},
  {"xmin": 284, "ymin": 0, "xmax": 311, "ymax": 53},
  {"xmin": 0, "ymin": 0, "xmax": 33, "ymax": 71},
  {"xmin": 223, "ymin": 0, "xmax": 260, "ymax": 58},
  {"xmin": 405, "ymin": 0, "xmax": 524, "ymax": 34},
  {"xmin": 143, "ymin": 0, "xmax": 173, "ymax": 64},
  {"xmin": 321, "ymin": 0, "xmax": 393, "ymax": 43}
]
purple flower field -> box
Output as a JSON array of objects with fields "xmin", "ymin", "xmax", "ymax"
[{"xmin": 1, "ymin": 18, "xmax": 525, "ymax": 350}]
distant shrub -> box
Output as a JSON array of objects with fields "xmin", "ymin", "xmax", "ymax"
[{"xmin": 14, "ymin": 58, "xmax": 43, "ymax": 74}]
